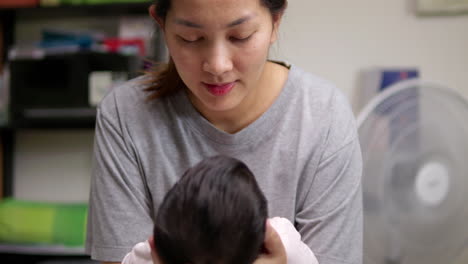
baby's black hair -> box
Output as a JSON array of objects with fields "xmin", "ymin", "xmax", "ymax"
[{"xmin": 153, "ymin": 155, "xmax": 268, "ymax": 264}]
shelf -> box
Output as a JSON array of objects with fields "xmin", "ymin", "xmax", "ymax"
[
  {"xmin": 0, "ymin": 2, "xmax": 150, "ymax": 18},
  {"xmin": 0, "ymin": 244, "xmax": 86, "ymax": 256},
  {"xmin": 12, "ymin": 119, "xmax": 96, "ymax": 129},
  {"xmin": 0, "ymin": 4, "xmax": 144, "ymax": 259},
  {"xmin": 11, "ymin": 108, "xmax": 97, "ymax": 129},
  {"xmin": 0, "ymin": 2, "xmax": 150, "ymax": 11}
]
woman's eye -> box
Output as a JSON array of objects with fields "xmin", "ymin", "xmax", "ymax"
[
  {"xmin": 230, "ymin": 34, "xmax": 253, "ymax": 43},
  {"xmin": 178, "ymin": 36, "xmax": 201, "ymax": 43}
]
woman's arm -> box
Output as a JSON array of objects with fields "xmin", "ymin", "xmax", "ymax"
[
  {"xmin": 86, "ymin": 97, "xmax": 153, "ymax": 262},
  {"xmin": 296, "ymin": 90, "xmax": 363, "ymax": 264}
]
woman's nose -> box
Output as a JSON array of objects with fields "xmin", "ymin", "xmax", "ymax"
[{"xmin": 202, "ymin": 43, "xmax": 233, "ymax": 76}]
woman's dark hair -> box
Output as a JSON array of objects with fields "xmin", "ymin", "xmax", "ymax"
[
  {"xmin": 144, "ymin": 0, "xmax": 288, "ymax": 100},
  {"xmin": 153, "ymin": 155, "xmax": 268, "ymax": 264}
]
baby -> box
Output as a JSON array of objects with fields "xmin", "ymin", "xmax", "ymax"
[{"xmin": 123, "ymin": 155, "xmax": 318, "ymax": 264}]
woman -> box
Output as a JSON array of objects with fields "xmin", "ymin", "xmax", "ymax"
[{"xmin": 86, "ymin": 0, "xmax": 363, "ymax": 264}]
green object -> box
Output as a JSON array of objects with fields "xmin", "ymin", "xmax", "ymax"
[{"xmin": 0, "ymin": 198, "xmax": 88, "ymax": 247}]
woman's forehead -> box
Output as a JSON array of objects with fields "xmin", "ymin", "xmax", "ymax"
[
  {"xmin": 167, "ymin": 0, "xmax": 268, "ymax": 28},
  {"xmin": 168, "ymin": 0, "xmax": 265, "ymax": 17},
  {"xmin": 172, "ymin": 14, "xmax": 257, "ymax": 30}
]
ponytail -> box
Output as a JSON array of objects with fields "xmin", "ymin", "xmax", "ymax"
[{"xmin": 143, "ymin": 58, "xmax": 185, "ymax": 100}]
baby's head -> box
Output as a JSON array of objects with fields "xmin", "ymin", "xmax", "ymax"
[{"xmin": 153, "ymin": 155, "xmax": 268, "ymax": 264}]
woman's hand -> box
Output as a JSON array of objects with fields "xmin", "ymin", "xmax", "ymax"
[{"xmin": 254, "ymin": 220, "xmax": 287, "ymax": 264}]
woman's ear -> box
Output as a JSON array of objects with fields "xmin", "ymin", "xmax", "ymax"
[
  {"xmin": 149, "ymin": 4, "xmax": 165, "ymax": 29},
  {"xmin": 270, "ymin": 12, "xmax": 284, "ymax": 44}
]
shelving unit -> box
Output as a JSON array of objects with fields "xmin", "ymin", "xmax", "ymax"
[
  {"xmin": 0, "ymin": 1, "xmax": 149, "ymax": 12},
  {"xmin": 0, "ymin": 2, "xmax": 156, "ymax": 262},
  {"xmin": 0, "ymin": 0, "xmax": 152, "ymax": 194},
  {"xmin": 0, "ymin": 244, "xmax": 85, "ymax": 255},
  {"xmin": 0, "ymin": 1, "xmax": 151, "ymax": 62},
  {"xmin": 0, "ymin": 127, "xmax": 13, "ymax": 197}
]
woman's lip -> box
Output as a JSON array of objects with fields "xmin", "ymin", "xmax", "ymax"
[{"xmin": 203, "ymin": 82, "xmax": 236, "ymax": 96}]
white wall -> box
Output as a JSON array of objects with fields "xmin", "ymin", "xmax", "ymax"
[
  {"xmin": 272, "ymin": 0, "xmax": 468, "ymax": 109},
  {"xmin": 13, "ymin": 0, "xmax": 468, "ymax": 202}
]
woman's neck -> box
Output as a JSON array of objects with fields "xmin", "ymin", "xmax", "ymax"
[{"xmin": 196, "ymin": 61, "xmax": 289, "ymax": 134}]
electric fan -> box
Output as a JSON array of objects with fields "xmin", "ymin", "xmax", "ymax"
[{"xmin": 357, "ymin": 79, "xmax": 468, "ymax": 264}]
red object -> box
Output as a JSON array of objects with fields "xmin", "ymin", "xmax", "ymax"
[
  {"xmin": 102, "ymin": 38, "xmax": 146, "ymax": 57},
  {"xmin": 0, "ymin": 0, "xmax": 38, "ymax": 8}
]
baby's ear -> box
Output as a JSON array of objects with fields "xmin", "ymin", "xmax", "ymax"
[
  {"xmin": 259, "ymin": 219, "xmax": 269, "ymax": 253},
  {"xmin": 148, "ymin": 236, "xmax": 162, "ymax": 264},
  {"xmin": 148, "ymin": 236, "xmax": 155, "ymax": 250}
]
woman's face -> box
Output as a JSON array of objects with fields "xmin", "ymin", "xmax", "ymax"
[{"xmin": 161, "ymin": 0, "xmax": 281, "ymax": 114}]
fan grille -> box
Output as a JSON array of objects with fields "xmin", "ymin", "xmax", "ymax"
[{"xmin": 358, "ymin": 80, "xmax": 468, "ymax": 264}]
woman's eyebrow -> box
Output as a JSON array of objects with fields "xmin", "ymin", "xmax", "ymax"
[
  {"xmin": 174, "ymin": 18, "xmax": 202, "ymax": 28},
  {"xmin": 227, "ymin": 15, "xmax": 254, "ymax": 28},
  {"xmin": 173, "ymin": 14, "xmax": 255, "ymax": 29}
]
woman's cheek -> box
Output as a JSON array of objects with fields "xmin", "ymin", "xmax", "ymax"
[
  {"xmin": 170, "ymin": 46, "xmax": 200, "ymax": 73},
  {"xmin": 239, "ymin": 41, "xmax": 269, "ymax": 70},
  {"xmin": 173, "ymin": 50, "xmax": 194, "ymax": 66},
  {"xmin": 167, "ymin": 38, "xmax": 195, "ymax": 62},
  {"xmin": 244, "ymin": 35, "xmax": 271, "ymax": 60}
]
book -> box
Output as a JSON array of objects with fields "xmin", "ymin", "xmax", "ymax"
[{"xmin": 355, "ymin": 67, "xmax": 419, "ymax": 114}]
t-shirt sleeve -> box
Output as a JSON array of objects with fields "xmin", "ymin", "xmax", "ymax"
[
  {"xmin": 296, "ymin": 90, "xmax": 363, "ymax": 264},
  {"xmin": 85, "ymin": 96, "xmax": 154, "ymax": 262}
]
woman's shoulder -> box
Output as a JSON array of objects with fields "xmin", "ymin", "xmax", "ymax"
[
  {"xmin": 288, "ymin": 64, "xmax": 337, "ymax": 102},
  {"xmin": 287, "ymin": 64, "xmax": 353, "ymax": 119},
  {"xmin": 286, "ymin": 64, "xmax": 358, "ymax": 147},
  {"xmin": 94, "ymin": 74, "xmax": 182, "ymax": 136},
  {"xmin": 98, "ymin": 74, "xmax": 151, "ymax": 109},
  {"xmin": 97, "ymin": 74, "xmax": 171, "ymax": 117}
]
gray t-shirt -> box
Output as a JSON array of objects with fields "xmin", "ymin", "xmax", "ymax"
[{"xmin": 85, "ymin": 64, "xmax": 363, "ymax": 264}]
